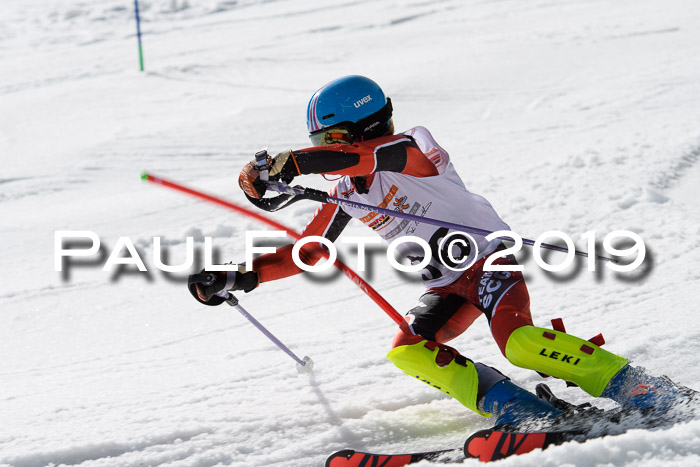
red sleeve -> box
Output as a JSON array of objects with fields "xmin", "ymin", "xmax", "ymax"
[{"xmin": 252, "ymin": 188, "xmax": 352, "ymax": 283}]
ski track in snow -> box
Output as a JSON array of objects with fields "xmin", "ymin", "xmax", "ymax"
[{"xmin": 2, "ymin": 0, "xmax": 700, "ymax": 465}]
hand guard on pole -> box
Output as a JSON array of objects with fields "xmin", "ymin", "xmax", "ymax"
[
  {"xmin": 238, "ymin": 149, "xmax": 299, "ymax": 199},
  {"xmin": 239, "ymin": 156, "xmax": 271, "ymax": 199}
]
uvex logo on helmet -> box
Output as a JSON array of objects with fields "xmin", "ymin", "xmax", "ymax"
[
  {"xmin": 306, "ymin": 76, "xmax": 392, "ymax": 143},
  {"xmin": 354, "ymin": 95, "xmax": 372, "ymax": 108}
]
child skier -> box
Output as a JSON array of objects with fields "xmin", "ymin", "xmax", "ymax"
[{"xmin": 189, "ymin": 75, "xmax": 686, "ymax": 426}]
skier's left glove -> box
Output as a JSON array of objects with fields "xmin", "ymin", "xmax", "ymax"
[
  {"xmin": 238, "ymin": 150, "xmax": 300, "ymax": 199},
  {"xmin": 188, "ymin": 266, "xmax": 259, "ymax": 306}
]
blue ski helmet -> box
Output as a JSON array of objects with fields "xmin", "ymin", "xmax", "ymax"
[{"xmin": 306, "ymin": 75, "xmax": 393, "ymax": 145}]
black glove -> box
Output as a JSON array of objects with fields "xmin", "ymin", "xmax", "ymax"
[
  {"xmin": 188, "ymin": 266, "xmax": 259, "ymax": 306},
  {"xmin": 269, "ymin": 150, "xmax": 299, "ymax": 184}
]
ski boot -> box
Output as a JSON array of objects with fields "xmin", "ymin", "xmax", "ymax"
[
  {"xmin": 387, "ymin": 340, "xmax": 562, "ymax": 424},
  {"xmin": 479, "ymin": 379, "xmax": 562, "ymax": 429},
  {"xmin": 602, "ymin": 364, "xmax": 697, "ymax": 414}
]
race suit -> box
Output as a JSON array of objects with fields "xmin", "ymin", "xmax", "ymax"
[{"xmin": 252, "ymin": 126, "xmax": 534, "ymax": 353}]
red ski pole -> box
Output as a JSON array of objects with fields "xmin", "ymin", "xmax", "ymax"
[{"xmin": 141, "ymin": 172, "xmax": 406, "ymax": 327}]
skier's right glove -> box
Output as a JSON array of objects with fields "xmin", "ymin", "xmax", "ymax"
[{"xmin": 188, "ymin": 266, "xmax": 259, "ymax": 306}]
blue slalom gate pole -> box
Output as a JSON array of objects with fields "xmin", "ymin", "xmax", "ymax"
[{"xmin": 134, "ymin": 0, "xmax": 144, "ymax": 71}]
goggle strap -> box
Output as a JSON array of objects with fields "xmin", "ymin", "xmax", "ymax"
[
  {"xmin": 309, "ymin": 98, "xmax": 393, "ymax": 142},
  {"xmin": 353, "ymin": 98, "xmax": 393, "ymax": 138}
]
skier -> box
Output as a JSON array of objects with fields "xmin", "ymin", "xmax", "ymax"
[{"xmin": 189, "ymin": 75, "xmax": 687, "ymax": 427}]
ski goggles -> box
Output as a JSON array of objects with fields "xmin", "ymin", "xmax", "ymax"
[
  {"xmin": 308, "ymin": 126, "xmax": 354, "ymax": 146},
  {"xmin": 308, "ymin": 98, "xmax": 393, "ymax": 147}
]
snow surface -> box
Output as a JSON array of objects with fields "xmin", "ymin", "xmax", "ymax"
[{"xmin": 2, "ymin": 0, "xmax": 700, "ymax": 465}]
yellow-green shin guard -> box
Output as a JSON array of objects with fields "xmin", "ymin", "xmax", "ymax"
[
  {"xmin": 505, "ymin": 326, "xmax": 628, "ymax": 397},
  {"xmin": 387, "ymin": 341, "xmax": 489, "ymax": 416}
]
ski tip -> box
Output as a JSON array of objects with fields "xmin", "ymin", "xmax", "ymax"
[
  {"xmin": 325, "ymin": 450, "xmax": 356, "ymax": 467},
  {"xmin": 140, "ymin": 172, "xmax": 150, "ymax": 181}
]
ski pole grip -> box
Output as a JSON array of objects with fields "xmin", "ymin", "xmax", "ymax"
[{"xmin": 255, "ymin": 149, "xmax": 269, "ymax": 182}]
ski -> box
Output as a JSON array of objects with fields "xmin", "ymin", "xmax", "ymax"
[
  {"xmin": 325, "ymin": 448, "xmax": 462, "ymax": 466},
  {"xmin": 325, "ymin": 429, "xmax": 584, "ymax": 466},
  {"xmin": 463, "ymin": 428, "xmax": 583, "ymax": 462},
  {"xmin": 325, "ymin": 429, "xmax": 581, "ymax": 467},
  {"xmin": 326, "ymin": 381, "xmax": 698, "ymax": 466}
]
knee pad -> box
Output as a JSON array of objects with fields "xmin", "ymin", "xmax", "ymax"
[
  {"xmin": 505, "ymin": 326, "xmax": 627, "ymax": 397},
  {"xmin": 387, "ymin": 340, "xmax": 489, "ymax": 416}
]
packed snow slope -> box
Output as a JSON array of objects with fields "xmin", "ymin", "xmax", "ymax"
[{"xmin": 2, "ymin": 0, "xmax": 700, "ymax": 465}]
